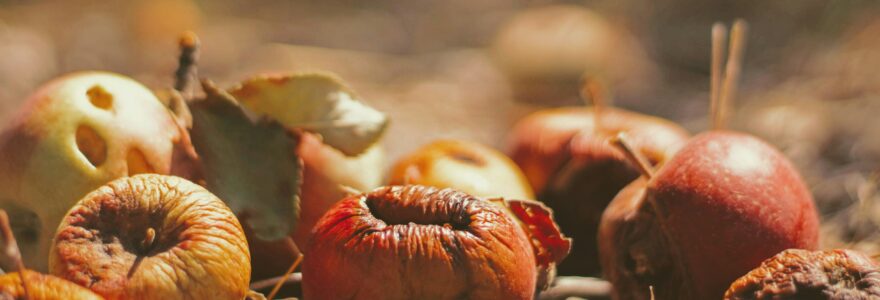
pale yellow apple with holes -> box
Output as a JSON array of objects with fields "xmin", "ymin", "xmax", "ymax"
[{"xmin": 0, "ymin": 71, "xmax": 187, "ymax": 270}]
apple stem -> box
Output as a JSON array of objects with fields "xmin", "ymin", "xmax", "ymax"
[
  {"xmin": 610, "ymin": 132, "xmax": 655, "ymax": 180},
  {"xmin": 711, "ymin": 19, "xmax": 749, "ymax": 130},
  {"xmin": 267, "ymin": 237, "xmax": 303, "ymax": 300},
  {"xmin": 580, "ymin": 78, "xmax": 607, "ymax": 132},
  {"xmin": 0, "ymin": 210, "xmax": 30, "ymax": 300},
  {"xmin": 174, "ymin": 31, "xmax": 200, "ymax": 99},
  {"xmin": 650, "ymin": 285, "xmax": 656, "ymax": 300},
  {"xmin": 141, "ymin": 227, "xmax": 157, "ymax": 252},
  {"xmin": 710, "ymin": 22, "xmax": 727, "ymax": 130}
]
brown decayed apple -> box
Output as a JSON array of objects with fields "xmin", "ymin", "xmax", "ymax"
[
  {"xmin": 724, "ymin": 249, "xmax": 880, "ymax": 299},
  {"xmin": 49, "ymin": 174, "xmax": 250, "ymax": 300},
  {"xmin": 599, "ymin": 131, "xmax": 820, "ymax": 299},
  {"xmin": 302, "ymin": 185, "xmax": 537, "ymax": 299},
  {"xmin": 507, "ymin": 106, "xmax": 689, "ymax": 274},
  {"xmin": 389, "ymin": 139, "xmax": 534, "ymax": 200},
  {"xmin": 0, "ymin": 270, "xmax": 104, "ymax": 300},
  {"xmin": 0, "ymin": 72, "xmax": 191, "ymax": 271}
]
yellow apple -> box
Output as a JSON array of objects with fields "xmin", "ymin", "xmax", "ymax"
[{"xmin": 389, "ymin": 139, "xmax": 534, "ymax": 200}]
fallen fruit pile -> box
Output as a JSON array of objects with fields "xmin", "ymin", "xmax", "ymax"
[{"xmin": 0, "ymin": 20, "xmax": 876, "ymax": 300}]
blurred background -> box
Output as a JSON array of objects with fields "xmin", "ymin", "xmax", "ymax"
[{"xmin": 1, "ymin": 0, "xmax": 879, "ymax": 251}]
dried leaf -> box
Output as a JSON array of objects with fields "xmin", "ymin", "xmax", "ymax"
[
  {"xmin": 229, "ymin": 72, "xmax": 388, "ymax": 156},
  {"xmin": 505, "ymin": 199, "xmax": 572, "ymax": 267},
  {"xmin": 188, "ymin": 80, "xmax": 301, "ymax": 241}
]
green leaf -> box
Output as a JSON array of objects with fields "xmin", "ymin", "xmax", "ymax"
[
  {"xmin": 228, "ymin": 72, "xmax": 388, "ymax": 156},
  {"xmin": 188, "ymin": 80, "xmax": 301, "ymax": 241}
]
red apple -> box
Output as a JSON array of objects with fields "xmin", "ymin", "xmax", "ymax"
[
  {"xmin": 507, "ymin": 106, "xmax": 689, "ymax": 274},
  {"xmin": 389, "ymin": 139, "xmax": 534, "ymax": 200},
  {"xmin": 247, "ymin": 132, "xmax": 384, "ymax": 282},
  {"xmin": 599, "ymin": 131, "xmax": 820, "ymax": 299},
  {"xmin": 50, "ymin": 174, "xmax": 251, "ymax": 300},
  {"xmin": 302, "ymin": 185, "xmax": 537, "ymax": 299},
  {"xmin": 724, "ymin": 249, "xmax": 880, "ymax": 299}
]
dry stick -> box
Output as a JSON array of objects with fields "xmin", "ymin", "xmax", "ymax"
[
  {"xmin": 610, "ymin": 132, "xmax": 655, "ymax": 179},
  {"xmin": 710, "ymin": 23, "xmax": 728, "ymax": 130},
  {"xmin": 580, "ymin": 79, "xmax": 607, "ymax": 132},
  {"xmin": 537, "ymin": 276, "xmax": 611, "ymax": 300},
  {"xmin": 266, "ymin": 237, "xmax": 304, "ymax": 300},
  {"xmin": 716, "ymin": 20, "xmax": 748, "ymax": 130},
  {"xmin": 0, "ymin": 210, "xmax": 29, "ymax": 299},
  {"xmin": 250, "ymin": 272, "xmax": 303, "ymax": 291},
  {"xmin": 174, "ymin": 31, "xmax": 201, "ymax": 96}
]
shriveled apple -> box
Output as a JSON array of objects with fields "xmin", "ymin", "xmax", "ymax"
[
  {"xmin": 725, "ymin": 249, "xmax": 880, "ymax": 299},
  {"xmin": 389, "ymin": 139, "xmax": 534, "ymax": 200},
  {"xmin": 0, "ymin": 71, "xmax": 192, "ymax": 270},
  {"xmin": 50, "ymin": 174, "xmax": 250, "ymax": 300},
  {"xmin": 0, "ymin": 270, "xmax": 104, "ymax": 300},
  {"xmin": 302, "ymin": 185, "xmax": 540, "ymax": 299}
]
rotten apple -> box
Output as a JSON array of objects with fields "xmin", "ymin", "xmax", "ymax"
[
  {"xmin": 389, "ymin": 139, "xmax": 534, "ymax": 200},
  {"xmin": 725, "ymin": 249, "xmax": 880, "ymax": 299},
  {"xmin": 599, "ymin": 131, "xmax": 820, "ymax": 299},
  {"xmin": 507, "ymin": 106, "xmax": 688, "ymax": 274},
  {"xmin": 49, "ymin": 174, "xmax": 251, "ymax": 300},
  {"xmin": 0, "ymin": 71, "xmax": 192, "ymax": 270},
  {"xmin": 0, "ymin": 270, "xmax": 103, "ymax": 300},
  {"xmin": 302, "ymin": 185, "xmax": 539, "ymax": 299}
]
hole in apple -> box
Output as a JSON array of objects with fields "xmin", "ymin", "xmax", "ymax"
[
  {"xmin": 76, "ymin": 125, "xmax": 107, "ymax": 167},
  {"xmin": 126, "ymin": 148, "xmax": 155, "ymax": 175},
  {"xmin": 86, "ymin": 85, "xmax": 113, "ymax": 110}
]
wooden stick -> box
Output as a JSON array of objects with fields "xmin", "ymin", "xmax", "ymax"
[
  {"xmin": 0, "ymin": 210, "xmax": 29, "ymax": 299},
  {"xmin": 537, "ymin": 276, "xmax": 611, "ymax": 300},
  {"xmin": 174, "ymin": 31, "xmax": 200, "ymax": 96},
  {"xmin": 250, "ymin": 272, "xmax": 303, "ymax": 291},
  {"xmin": 266, "ymin": 237, "xmax": 303, "ymax": 299},
  {"xmin": 710, "ymin": 23, "xmax": 727, "ymax": 130},
  {"xmin": 580, "ymin": 79, "xmax": 607, "ymax": 132},
  {"xmin": 610, "ymin": 132, "xmax": 655, "ymax": 179},
  {"xmin": 716, "ymin": 19, "xmax": 748, "ymax": 130}
]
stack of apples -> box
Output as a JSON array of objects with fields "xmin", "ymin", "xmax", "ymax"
[{"xmin": 0, "ymin": 20, "xmax": 877, "ymax": 300}]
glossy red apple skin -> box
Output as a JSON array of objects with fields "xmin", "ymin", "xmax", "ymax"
[
  {"xmin": 599, "ymin": 131, "xmax": 820, "ymax": 300},
  {"xmin": 507, "ymin": 107, "xmax": 689, "ymax": 274},
  {"xmin": 302, "ymin": 185, "xmax": 537, "ymax": 300},
  {"xmin": 247, "ymin": 132, "xmax": 384, "ymax": 283}
]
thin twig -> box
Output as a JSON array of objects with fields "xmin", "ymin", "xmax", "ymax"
[
  {"xmin": 710, "ymin": 22, "xmax": 727, "ymax": 130},
  {"xmin": 0, "ymin": 210, "xmax": 29, "ymax": 299},
  {"xmin": 716, "ymin": 19, "xmax": 748, "ymax": 130},
  {"xmin": 174, "ymin": 31, "xmax": 200, "ymax": 97},
  {"xmin": 266, "ymin": 237, "xmax": 303, "ymax": 299},
  {"xmin": 250, "ymin": 272, "xmax": 303, "ymax": 291},
  {"xmin": 537, "ymin": 276, "xmax": 612, "ymax": 300},
  {"xmin": 610, "ymin": 132, "xmax": 656, "ymax": 179},
  {"xmin": 580, "ymin": 79, "xmax": 607, "ymax": 133}
]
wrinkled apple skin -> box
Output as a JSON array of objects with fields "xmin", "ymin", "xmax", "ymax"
[
  {"xmin": 599, "ymin": 131, "xmax": 820, "ymax": 300},
  {"xmin": 50, "ymin": 174, "xmax": 251, "ymax": 300},
  {"xmin": 248, "ymin": 132, "xmax": 384, "ymax": 281},
  {"xmin": 0, "ymin": 270, "xmax": 104, "ymax": 299},
  {"xmin": 0, "ymin": 72, "xmax": 187, "ymax": 271},
  {"xmin": 302, "ymin": 185, "xmax": 537, "ymax": 300},
  {"xmin": 389, "ymin": 139, "xmax": 534, "ymax": 200},
  {"xmin": 508, "ymin": 107, "xmax": 688, "ymax": 274}
]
